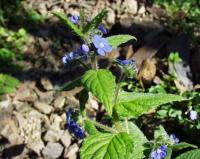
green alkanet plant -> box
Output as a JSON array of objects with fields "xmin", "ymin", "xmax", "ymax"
[{"xmin": 54, "ymin": 9, "xmax": 199, "ymax": 159}]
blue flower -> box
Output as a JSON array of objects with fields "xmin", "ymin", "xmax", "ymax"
[
  {"xmin": 70, "ymin": 15, "xmax": 79, "ymax": 24},
  {"xmin": 92, "ymin": 35, "xmax": 112, "ymax": 56},
  {"xmin": 81, "ymin": 44, "xmax": 90, "ymax": 53},
  {"xmin": 190, "ymin": 110, "xmax": 198, "ymax": 120},
  {"xmin": 117, "ymin": 59, "xmax": 136, "ymax": 66},
  {"xmin": 62, "ymin": 52, "xmax": 75, "ymax": 64},
  {"xmin": 62, "ymin": 44, "xmax": 90, "ymax": 65},
  {"xmin": 116, "ymin": 59, "xmax": 138, "ymax": 78},
  {"xmin": 169, "ymin": 134, "xmax": 179, "ymax": 144},
  {"xmin": 98, "ymin": 24, "xmax": 107, "ymax": 34},
  {"xmin": 151, "ymin": 145, "xmax": 167, "ymax": 159},
  {"xmin": 66, "ymin": 109, "xmax": 85, "ymax": 139}
]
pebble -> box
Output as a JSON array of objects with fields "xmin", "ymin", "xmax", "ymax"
[
  {"xmin": 64, "ymin": 143, "xmax": 79, "ymax": 159},
  {"xmin": 54, "ymin": 95, "xmax": 66, "ymax": 109},
  {"xmin": 42, "ymin": 142, "xmax": 64, "ymax": 159},
  {"xmin": 44, "ymin": 129, "xmax": 64, "ymax": 142},
  {"xmin": 34, "ymin": 101, "xmax": 53, "ymax": 114},
  {"xmin": 125, "ymin": 0, "xmax": 138, "ymax": 15},
  {"xmin": 61, "ymin": 131, "xmax": 72, "ymax": 148}
]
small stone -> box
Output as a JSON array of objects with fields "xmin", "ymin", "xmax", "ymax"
[
  {"xmin": 49, "ymin": 114, "xmax": 63, "ymax": 130},
  {"xmin": 138, "ymin": 6, "xmax": 146, "ymax": 15},
  {"xmin": 34, "ymin": 102, "xmax": 53, "ymax": 114},
  {"xmin": 88, "ymin": 94, "xmax": 99, "ymax": 110},
  {"xmin": 125, "ymin": 0, "xmax": 138, "ymax": 15},
  {"xmin": 0, "ymin": 100, "xmax": 10, "ymax": 108},
  {"xmin": 44, "ymin": 129, "xmax": 64, "ymax": 142},
  {"xmin": 64, "ymin": 143, "xmax": 79, "ymax": 159},
  {"xmin": 41, "ymin": 78, "xmax": 53, "ymax": 91},
  {"xmin": 13, "ymin": 84, "xmax": 37, "ymax": 102},
  {"xmin": 39, "ymin": 91, "xmax": 54, "ymax": 104},
  {"xmin": 61, "ymin": 131, "xmax": 72, "ymax": 148},
  {"xmin": 42, "ymin": 142, "xmax": 64, "ymax": 159},
  {"xmin": 54, "ymin": 95, "xmax": 65, "ymax": 109},
  {"xmin": 107, "ymin": 9, "xmax": 115, "ymax": 24}
]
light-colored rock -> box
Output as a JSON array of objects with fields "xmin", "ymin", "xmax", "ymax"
[
  {"xmin": 41, "ymin": 78, "xmax": 53, "ymax": 91},
  {"xmin": 54, "ymin": 95, "xmax": 65, "ymax": 109},
  {"xmin": 61, "ymin": 131, "xmax": 72, "ymax": 148},
  {"xmin": 39, "ymin": 91, "xmax": 54, "ymax": 104},
  {"xmin": 13, "ymin": 84, "xmax": 37, "ymax": 102},
  {"xmin": 124, "ymin": 0, "xmax": 138, "ymax": 14},
  {"xmin": 138, "ymin": 6, "xmax": 146, "ymax": 15},
  {"xmin": 13, "ymin": 101, "xmax": 32, "ymax": 113},
  {"xmin": 0, "ymin": 112, "xmax": 21, "ymax": 145},
  {"xmin": 14, "ymin": 112, "xmax": 44, "ymax": 156},
  {"xmin": 88, "ymin": 93, "xmax": 99, "ymax": 110},
  {"xmin": 34, "ymin": 101, "xmax": 53, "ymax": 114},
  {"xmin": 44, "ymin": 129, "xmax": 64, "ymax": 142},
  {"xmin": 42, "ymin": 142, "xmax": 64, "ymax": 159},
  {"xmin": 0, "ymin": 100, "xmax": 10, "ymax": 108},
  {"xmin": 107, "ymin": 9, "xmax": 115, "ymax": 24},
  {"xmin": 64, "ymin": 143, "xmax": 79, "ymax": 159},
  {"xmin": 49, "ymin": 114, "xmax": 63, "ymax": 130}
]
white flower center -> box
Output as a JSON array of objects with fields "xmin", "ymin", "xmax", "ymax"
[
  {"xmin": 157, "ymin": 149, "xmax": 162, "ymax": 153},
  {"xmin": 99, "ymin": 42, "xmax": 104, "ymax": 48}
]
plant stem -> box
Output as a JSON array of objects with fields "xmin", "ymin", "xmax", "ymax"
[
  {"xmin": 113, "ymin": 73, "xmax": 125, "ymax": 106},
  {"xmin": 77, "ymin": 59, "xmax": 90, "ymax": 70},
  {"xmin": 85, "ymin": 118, "xmax": 117, "ymax": 133},
  {"xmin": 112, "ymin": 72, "xmax": 126, "ymax": 131}
]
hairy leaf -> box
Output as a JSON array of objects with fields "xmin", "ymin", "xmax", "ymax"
[
  {"xmin": 53, "ymin": 12, "xmax": 84, "ymax": 38},
  {"xmin": 122, "ymin": 122, "xmax": 148, "ymax": 159},
  {"xmin": 173, "ymin": 142, "xmax": 198, "ymax": 151},
  {"xmin": 84, "ymin": 119, "xmax": 99, "ymax": 135},
  {"xmin": 83, "ymin": 9, "xmax": 107, "ymax": 33},
  {"xmin": 115, "ymin": 92, "xmax": 185, "ymax": 117},
  {"xmin": 107, "ymin": 35, "xmax": 136, "ymax": 48},
  {"xmin": 175, "ymin": 149, "xmax": 200, "ymax": 159},
  {"xmin": 82, "ymin": 69, "xmax": 116, "ymax": 115},
  {"xmin": 80, "ymin": 132, "xmax": 133, "ymax": 159}
]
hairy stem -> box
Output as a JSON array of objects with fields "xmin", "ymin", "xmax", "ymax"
[
  {"xmin": 112, "ymin": 73, "xmax": 126, "ymax": 131},
  {"xmin": 85, "ymin": 118, "xmax": 117, "ymax": 133}
]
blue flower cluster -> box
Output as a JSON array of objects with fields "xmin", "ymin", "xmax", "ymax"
[
  {"xmin": 151, "ymin": 145, "xmax": 167, "ymax": 159},
  {"xmin": 62, "ymin": 44, "xmax": 89, "ymax": 65},
  {"xmin": 169, "ymin": 134, "xmax": 179, "ymax": 144},
  {"xmin": 66, "ymin": 109, "xmax": 85, "ymax": 139},
  {"xmin": 117, "ymin": 59, "xmax": 136, "ymax": 66},
  {"xmin": 116, "ymin": 59, "xmax": 138, "ymax": 78},
  {"xmin": 62, "ymin": 19, "xmax": 113, "ymax": 64}
]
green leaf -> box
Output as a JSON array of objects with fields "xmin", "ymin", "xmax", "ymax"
[
  {"xmin": 0, "ymin": 74, "xmax": 19, "ymax": 94},
  {"xmin": 122, "ymin": 122, "xmax": 148, "ymax": 159},
  {"xmin": 82, "ymin": 69, "xmax": 116, "ymax": 115},
  {"xmin": 84, "ymin": 119, "xmax": 99, "ymax": 135},
  {"xmin": 83, "ymin": 9, "xmax": 107, "ymax": 33},
  {"xmin": 175, "ymin": 149, "xmax": 200, "ymax": 159},
  {"xmin": 80, "ymin": 132, "xmax": 133, "ymax": 159},
  {"xmin": 107, "ymin": 35, "xmax": 136, "ymax": 48},
  {"xmin": 154, "ymin": 125, "xmax": 169, "ymax": 141},
  {"xmin": 115, "ymin": 92, "xmax": 185, "ymax": 117},
  {"xmin": 53, "ymin": 12, "xmax": 84, "ymax": 38},
  {"xmin": 173, "ymin": 142, "xmax": 198, "ymax": 151},
  {"xmin": 165, "ymin": 148, "xmax": 172, "ymax": 159}
]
